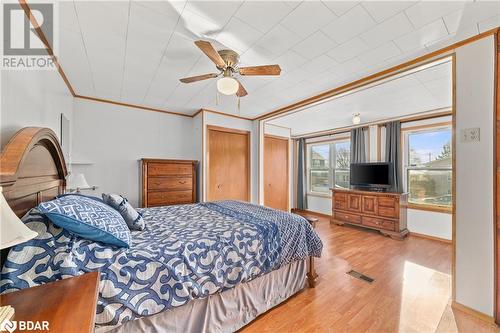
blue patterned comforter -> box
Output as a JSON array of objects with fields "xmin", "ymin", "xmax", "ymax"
[{"xmin": 1, "ymin": 201, "xmax": 322, "ymax": 328}]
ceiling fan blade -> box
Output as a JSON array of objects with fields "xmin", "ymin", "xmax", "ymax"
[
  {"xmin": 179, "ymin": 73, "xmax": 218, "ymax": 83},
  {"xmin": 194, "ymin": 40, "xmax": 226, "ymax": 68},
  {"xmin": 239, "ymin": 65, "xmax": 281, "ymax": 76},
  {"xmin": 236, "ymin": 79, "xmax": 248, "ymax": 97}
]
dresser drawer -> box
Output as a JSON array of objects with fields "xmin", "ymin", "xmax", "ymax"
[
  {"xmin": 362, "ymin": 216, "xmax": 395, "ymax": 231},
  {"xmin": 147, "ymin": 190, "xmax": 193, "ymax": 206},
  {"xmin": 147, "ymin": 163, "xmax": 193, "ymax": 176},
  {"xmin": 378, "ymin": 196, "xmax": 396, "ymax": 207},
  {"xmin": 378, "ymin": 206, "xmax": 398, "ymax": 218},
  {"xmin": 335, "ymin": 212, "xmax": 361, "ymax": 224},
  {"xmin": 148, "ymin": 177, "xmax": 192, "ymax": 191}
]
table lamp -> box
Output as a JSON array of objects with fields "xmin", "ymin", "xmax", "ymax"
[
  {"xmin": 0, "ymin": 186, "xmax": 38, "ymax": 325},
  {"xmin": 0, "ymin": 187, "xmax": 38, "ymax": 250},
  {"xmin": 67, "ymin": 173, "xmax": 91, "ymax": 193}
]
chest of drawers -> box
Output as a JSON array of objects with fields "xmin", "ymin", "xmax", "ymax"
[{"xmin": 141, "ymin": 159, "xmax": 198, "ymax": 207}]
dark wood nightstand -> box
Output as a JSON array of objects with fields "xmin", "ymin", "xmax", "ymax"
[{"xmin": 0, "ymin": 272, "xmax": 100, "ymax": 333}]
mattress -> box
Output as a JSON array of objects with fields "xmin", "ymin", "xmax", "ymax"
[{"xmin": 1, "ymin": 200, "xmax": 322, "ymax": 329}]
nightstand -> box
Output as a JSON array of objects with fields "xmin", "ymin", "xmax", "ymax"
[{"xmin": 0, "ymin": 272, "xmax": 100, "ymax": 333}]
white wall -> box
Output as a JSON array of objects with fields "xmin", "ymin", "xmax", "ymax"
[
  {"xmin": 264, "ymin": 123, "xmax": 291, "ymax": 138},
  {"xmin": 455, "ymin": 36, "xmax": 495, "ymax": 316},
  {"xmin": 307, "ymin": 195, "xmax": 332, "ymax": 215},
  {"xmin": 407, "ymin": 209, "xmax": 452, "ymax": 240},
  {"xmin": 72, "ymin": 99, "xmax": 195, "ymax": 207},
  {"xmin": 202, "ymin": 111, "xmax": 259, "ymax": 203},
  {"xmin": 1, "ymin": 70, "xmax": 73, "ymax": 153}
]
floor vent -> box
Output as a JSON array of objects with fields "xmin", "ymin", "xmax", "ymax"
[{"xmin": 347, "ymin": 270, "xmax": 375, "ymax": 283}]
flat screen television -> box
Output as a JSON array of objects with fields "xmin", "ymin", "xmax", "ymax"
[{"xmin": 350, "ymin": 162, "xmax": 392, "ymax": 190}]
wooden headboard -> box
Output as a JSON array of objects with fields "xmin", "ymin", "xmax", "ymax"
[{"xmin": 0, "ymin": 127, "xmax": 67, "ymax": 217}]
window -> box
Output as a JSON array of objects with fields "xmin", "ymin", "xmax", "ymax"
[
  {"xmin": 403, "ymin": 125, "xmax": 452, "ymax": 209},
  {"xmin": 308, "ymin": 139, "xmax": 350, "ymax": 194}
]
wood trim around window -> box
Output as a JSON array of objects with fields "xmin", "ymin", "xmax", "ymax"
[
  {"xmin": 307, "ymin": 192, "xmax": 332, "ymax": 199},
  {"xmin": 405, "ymin": 203, "xmax": 452, "ymax": 214},
  {"xmin": 401, "ymin": 121, "xmax": 453, "ymax": 133},
  {"xmin": 306, "ymin": 138, "xmax": 350, "ymax": 197},
  {"xmin": 401, "ymin": 122, "xmax": 453, "ymax": 216}
]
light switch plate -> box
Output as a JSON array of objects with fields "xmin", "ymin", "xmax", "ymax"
[{"xmin": 461, "ymin": 127, "xmax": 480, "ymax": 143}]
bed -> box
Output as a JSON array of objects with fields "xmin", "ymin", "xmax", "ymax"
[{"xmin": 0, "ymin": 127, "xmax": 323, "ymax": 332}]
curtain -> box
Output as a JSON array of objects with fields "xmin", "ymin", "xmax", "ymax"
[
  {"xmin": 296, "ymin": 138, "xmax": 308, "ymax": 210},
  {"xmin": 350, "ymin": 127, "xmax": 367, "ymax": 163},
  {"xmin": 385, "ymin": 121, "xmax": 402, "ymax": 193}
]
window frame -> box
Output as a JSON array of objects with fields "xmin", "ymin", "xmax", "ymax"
[
  {"xmin": 402, "ymin": 123, "xmax": 453, "ymax": 213},
  {"xmin": 306, "ymin": 137, "xmax": 351, "ymax": 196}
]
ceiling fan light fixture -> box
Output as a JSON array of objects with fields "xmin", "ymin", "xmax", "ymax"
[
  {"xmin": 352, "ymin": 113, "xmax": 361, "ymax": 125},
  {"xmin": 217, "ymin": 77, "xmax": 239, "ymax": 95}
]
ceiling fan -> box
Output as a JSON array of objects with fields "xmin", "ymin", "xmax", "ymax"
[{"xmin": 179, "ymin": 40, "xmax": 281, "ymax": 97}]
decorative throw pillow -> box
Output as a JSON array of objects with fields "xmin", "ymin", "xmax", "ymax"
[
  {"xmin": 102, "ymin": 193, "xmax": 145, "ymax": 231},
  {"xmin": 57, "ymin": 193, "xmax": 104, "ymax": 202},
  {"xmin": 38, "ymin": 195, "xmax": 131, "ymax": 248}
]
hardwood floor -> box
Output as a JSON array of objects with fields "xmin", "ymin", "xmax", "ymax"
[{"xmin": 240, "ymin": 216, "xmax": 498, "ymax": 332}]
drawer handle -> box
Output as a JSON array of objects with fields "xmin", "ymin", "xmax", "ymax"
[{"xmin": 179, "ymin": 180, "xmax": 186, "ymax": 184}]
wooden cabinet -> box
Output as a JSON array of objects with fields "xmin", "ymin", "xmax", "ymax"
[
  {"xmin": 0, "ymin": 272, "xmax": 100, "ymax": 333},
  {"xmin": 331, "ymin": 188, "xmax": 408, "ymax": 239},
  {"xmin": 141, "ymin": 159, "xmax": 197, "ymax": 207}
]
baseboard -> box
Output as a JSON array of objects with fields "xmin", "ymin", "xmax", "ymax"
[
  {"xmin": 409, "ymin": 232, "xmax": 452, "ymax": 244},
  {"xmin": 451, "ymin": 301, "xmax": 495, "ymax": 324},
  {"xmin": 291, "ymin": 209, "xmax": 331, "ymax": 220}
]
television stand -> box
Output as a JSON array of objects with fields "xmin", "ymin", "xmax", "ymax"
[{"xmin": 330, "ymin": 188, "xmax": 408, "ymax": 240}]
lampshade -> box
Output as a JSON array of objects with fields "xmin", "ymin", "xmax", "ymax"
[
  {"xmin": 217, "ymin": 77, "xmax": 239, "ymax": 95},
  {"xmin": 0, "ymin": 187, "xmax": 38, "ymax": 249},
  {"xmin": 67, "ymin": 173, "xmax": 90, "ymax": 190},
  {"xmin": 352, "ymin": 113, "xmax": 361, "ymax": 125}
]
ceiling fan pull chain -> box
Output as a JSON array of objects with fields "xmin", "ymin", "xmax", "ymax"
[{"xmin": 237, "ymin": 96, "xmax": 240, "ymax": 110}]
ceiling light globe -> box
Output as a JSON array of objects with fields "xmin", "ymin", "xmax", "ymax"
[
  {"xmin": 352, "ymin": 113, "xmax": 361, "ymax": 125},
  {"xmin": 217, "ymin": 77, "xmax": 239, "ymax": 95}
]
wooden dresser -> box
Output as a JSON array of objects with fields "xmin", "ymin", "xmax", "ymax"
[
  {"xmin": 141, "ymin": 159, "xmax": 198, "ymax": 207},
  {"xmin": 331, "ymin": 188, "xmax": 408, "ymax": 239}
]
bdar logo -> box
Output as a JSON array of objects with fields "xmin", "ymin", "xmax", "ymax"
[{"xmin": 0, "ymin": 319, "xmax": 17, "ymax": 333}]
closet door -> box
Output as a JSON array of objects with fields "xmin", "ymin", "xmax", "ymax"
[
  {"xmin": 207, "ymin": 126, "xmax": 250, "ymax": 202},
  {"xmin": 264, "ymin": 135, "xmax": 289, "ymax": 211}
]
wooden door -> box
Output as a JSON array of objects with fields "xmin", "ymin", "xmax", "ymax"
[
  {"xmin": 207, "ymin": 126, "xmax": 250, "ymax": 202},
  {"xmin": 264, "ymin": 135, "xmax": 289, "ymax": 211}
]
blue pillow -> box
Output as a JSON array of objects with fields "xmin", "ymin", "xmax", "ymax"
[
  {"xmin": 38, "ymin": 195, "xmax": 130, "ymax": 248},
  {"xmin": 102, "ymin": 193, "xmax": 145, "ymax": 231},
  {"xmin": 57, "ymin": 193, "xmax": 104, "ymax": 202}
]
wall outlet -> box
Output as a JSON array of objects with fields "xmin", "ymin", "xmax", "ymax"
[{"xmin": 460, "ymin": 127, "xmax": 480, "ymax": 143}]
